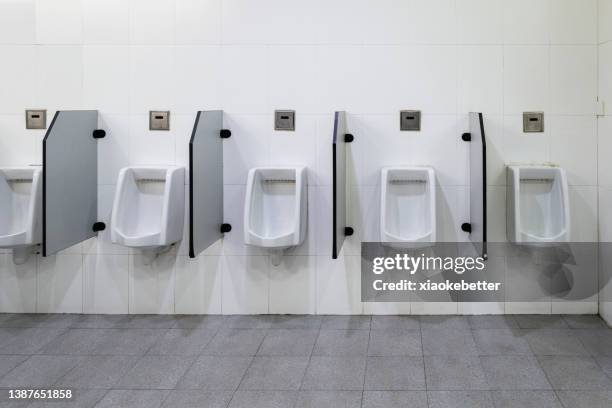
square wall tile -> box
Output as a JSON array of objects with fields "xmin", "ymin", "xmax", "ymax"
[
  {"xmin": 35, "ymin": 0, "xmax": 82, "ymax": 44},
  {"xmin": 312, "ymin": 0, "xmax": 365, "ymax": 44},
  {"xmin": 0, "ymin": 254, "xmax": 37, "ymax": 313},
  {"xmin": 129, "ymin": 0, "xmax": 174, "ymax": 45},
  {"xmin": 503, "ymin": 46, "xmax": 549, "ymax": 115},
  {"xmin": 550, "ymin": 45, "xmax": 597, "ymax": 115},
  {"xmin": 36, "ymin": 46, "xmax": 83, "ymax": 109},
  {"xmin": 173, "ymin": 46, "xmax": 222, "ymax": 114},
  {"xmin": 503, "ymin": 0, "xmax": 549, "ymax": 44},
  {"xmin": 38, "ymin": 254, "xmax": 84, "ymax": 313},
  {"xmin": 411, "ymin": 46, "xmax": 458, "ymax": 114},
  {"xmin": 549, "ymin": 116, "xmax": 597, "ymax": 186},
  {"xmin": 267, "ymin": 46, "xmax": 319, "ymax": 114},
  {"xmin": 0, "ymin": 114, "xmax": 39, "ymax": 166},
  {"xmin": 502, "ymin": 115, "xmax": 549, "ymax": 164},
  {"xmin": 128, "ymin": 114, "xmax": 176, "ymax": 166},
  {"xmin": 315, "ymin": 46, "xmax": 365, "ymax": 114},
  {"xmin": 600, "ymin": 42, "xmax": 612, "ymax": 109},
  {"xmin": 176, "ymin": 0, "xmax": 222, "ymax": 44},
  {"xmin": 601, "ymin": 0, "xmax": 612, "ymax": 43},
  {"xmin": 174, "ymin": 255, "xmax": 223, "ymax": 314},
  {"xmin": 456, "ymin": 0, "xmax": 503, "ymax": 44},
  {"xmin": 222, "ymin": 256, "xmax": 269, "ymax": 314},
  {"xmin": 82, "ymin": 0, "xmax": 129, "ymax": 44},
  {"xmin": 269, "ymin": 256, "xmax": 316, "ymax": 314},
  {"xmin": 0, "ymin": 46, "xmax": 37, "ymax": 114},
  {"xmin": 83, "ymin": 46, "xmax": 130, "ymax": 113},
  {"xmin": 129, "ymin": 46, "xmax": 175, "ymax": 115},
  {"xmin": 0, "ymin": 0, "xmax": 35, "ymax": 44},
  {"xmin": 457, "ymin": 46, "xmax": 503, "ymax": 115},
  {"xmin": 410, "ymin": 0, "xmax": 456, "ymax": 44},
  {"xmin": 549, "ymin": 0, "xmax": 597, "ymax": 44},
  {"xmin": 222, "ymin": 0, "xmax": 317, "ymax": 44},
  {"xmin": 221, "ymin": 46, "xmax": 268, "ymax": 114},
  {"xmin": 600, "ymin": 117, "xmax": 612, "ymax": 187},
  {"xmin": 316, "ymin": 256, "xmax": 363, "ymax": 315},
  {"xmin": 129, "ymin": 252, "xmax": 175, "ymax": 314},
  {"xmin": 361, "ymin": 0, "xmax": 411, "ymax": 44},
  {"xmin": 568, "ymin": 186, "xmax": 598, "ymax": 242},
  {"xmin": 83, "ymin": 254, "xmax": 129, "ymax": 314},
  {"xmin": 599, "ymin": 188, "xmax": 612, "ymax": 241}
]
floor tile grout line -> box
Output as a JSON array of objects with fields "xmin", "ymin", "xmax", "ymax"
[
  {"xmin": 226, "ymin": 327, "xmax": 268, "ymax": 406},
  {"xmin": 295, "ymin": 323, "xmax": 320, "ymax": 395}
]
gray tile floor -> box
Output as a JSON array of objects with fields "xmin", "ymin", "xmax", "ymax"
[{"xmin": 0, "ymin": 314, "xmax": 610, "ymax": 407}]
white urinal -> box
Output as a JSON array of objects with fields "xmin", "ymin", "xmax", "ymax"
[
  {"xmin": 380, "ymin": 167, "xmax": 436, "ymax": 245},
  {"xmin": 244, "ymin": 167, "xmax": 307, "ymax": 265},
  {"xmin": 507, "ymin": 165, "xmax": 570, "ymax": 244},
  {"xmin": 111, "ymin": 166, "xmax": 185, "ymax": 264},
  {"xmin": 0, "ymin": 167, "xmax": 42, "ymax": 264}
]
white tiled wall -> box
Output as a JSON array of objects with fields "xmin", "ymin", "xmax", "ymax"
[
  {"xmin": 598, "ymin": 0, "xmax": 612, "ymax": 324},
  {"xmin": 0, "ymin": 0, "xmax": 601, "ymax": 315}
]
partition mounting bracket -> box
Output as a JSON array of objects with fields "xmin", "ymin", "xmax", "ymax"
[
  {"xmin": 220, "ymin": 223, "xmax": 232, "ymax": 233},
  {"xmin": 220, "ymin": 129, "xmax": 232, "ymax": 139},
  {"xmin": 461, "ymin": 132, "xmax": 471, "ymax": 142},
  {"xmin": 92, "ymin": 222, "xmax": 106, "ymax": 232},
  {"xmin": 344, "ymin": 134, "xmax": 354, "ymax": 143},
  {"xmin": 93, "ymin": 129, "xmax": 106, "ymax": 139}
]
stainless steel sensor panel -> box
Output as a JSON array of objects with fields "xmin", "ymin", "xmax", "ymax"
[
  {"xmin": 26, "ymin": 110, "xmax": 47, "ymax": 129},
  {"xmin": 274, "ymin": 110, "xmax": 295, "ymax": 131},
  {"xmin": 523, "ymin": 112, "xmax": 544, "ymax": 133},
  {"xmin": 149, "ymin": 111, "xmax": 170, "ymax": 131},
  {"xmin": 400, "ymin": 110, "xmax": 421, "ymax": 131}
]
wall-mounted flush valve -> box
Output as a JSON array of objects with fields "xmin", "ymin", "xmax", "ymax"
[
  {"xmin": 149, "ymin": 111, "xmax": 170, "ymax": 131},
  {"xmin": 274, "ymin": 110, "xmax": 295, "ymax": 131},
  {"xmin": 461, "ymin": 223, "xmax": 472, "ymax": 233},
  {"xmin": 25, "ymin": 110, "xmax": 47, "ymax": 129},
  {"xmin": 400, "ymin": 110, "xmax": 421, "ymax": 131},
  {"xmin": 523, "ymin": 112, "xmax": 544, "ymax": 133},
  {"xmin": 220, "ymin": 223, "xmax": 232, "ymax": 233},
  {"xmin": 220, "ymin": 129, "xmax": 232, "ymax": 138}
]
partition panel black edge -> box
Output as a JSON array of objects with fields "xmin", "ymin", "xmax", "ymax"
[
  {"xmin": 188, "ymin": 111, "xmax": 202, "ymax": 258},
  {"xmin": 332, "ymin": 111, "xmax": 348, "ymax": 259},
  {"xmin": 189, "ymin": 110, "xmax": 224, "ymax": 258},
  {"xmin": 467, "ymin": 112, "xmax": 487, "ymax": 258},
  {"xmin": 42, "ymin": 110, "xmax": 99, "ymax": 257}
]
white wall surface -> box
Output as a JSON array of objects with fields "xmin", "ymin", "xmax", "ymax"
[
  {"xmin": 598, "ymin": 0, "xmax": 612, "ymax": 324},
  {"xmin": 0, "ymin": 0, "xmax": 601, "ymax": 315}
]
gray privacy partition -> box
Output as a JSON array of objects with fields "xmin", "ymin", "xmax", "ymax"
[
  {"xmin": 332, "ymin": 111, "xmax": 354, "ymax": 259},
  {"xmin": 43, "ymin": 110, "xmax": 102, "ymax": 256},
  {"xmin": 189, "ymin": 110, "xmax": 230, "ymax": 258},
  {"xmin": 463, "ymin": 112, "xmax": 487, "ymax": 258}
]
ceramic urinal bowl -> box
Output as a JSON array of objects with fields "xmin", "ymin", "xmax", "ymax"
[
  {"xmin": 506, "ymin": 165, "xmax": 570, "ymax": 244},
  {"xmin": 244, "ymin": 167, "xmax": 307, "ymax": 265},
  {"xmin": 0, "ymin": 167, "xmax": 42, "ymax": 264},
  {"xmin": 111, "ymin": 166, "xmax": 185, "ymax": 263},
  {"xmin": 380, "ymin": 167, "xmax": 436, "ymax": 246}
]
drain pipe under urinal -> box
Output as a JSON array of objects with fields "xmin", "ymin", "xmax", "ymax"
[
  {"xmin": 270, "ymin": 249, "xmax": 283, "ymax": 266},
  {"xmin": 141, "ymin": 245, "xmax": 173, "ymax": 266}
]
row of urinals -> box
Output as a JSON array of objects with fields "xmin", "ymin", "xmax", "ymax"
[{"xmin": 0, "ymin": 164, "xmax": 571, "ymax": 264}]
